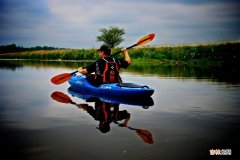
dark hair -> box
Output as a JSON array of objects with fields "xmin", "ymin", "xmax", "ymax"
[
  {"xmin": 98, "ymin": 45, "xmax": 111, "ymax": 55},
  {"xmin": 98, "ymin": 121, "xmax": 110, "ymax": 133}
]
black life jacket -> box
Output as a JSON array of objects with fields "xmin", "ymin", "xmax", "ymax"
[{"xmin": 101, "ymin": 58, "xmax": 120, "ymax": 83}]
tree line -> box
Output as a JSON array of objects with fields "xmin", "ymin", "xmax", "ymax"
[
  {"xmin": 0, "ymin": 44, "xmax": 60, "ymax": 54},
  {"xmin": 1, "ymin": 26, "xmax": 239, "ymax": 66},
  {"xmin": 0, "ymin": 26, "xmax": 125, "ymax": 54}
]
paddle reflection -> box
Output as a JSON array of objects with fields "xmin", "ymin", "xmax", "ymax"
[{"xmin": 51, "ymin": 88, "xmax": 154, "ymax": 144}]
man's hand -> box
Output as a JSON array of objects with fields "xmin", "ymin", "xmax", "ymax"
[{"xmin": 78, "ymin": 67, "xmax": 88, "ymax": 74}]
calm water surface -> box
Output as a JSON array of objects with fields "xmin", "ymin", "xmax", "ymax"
[{"xmin": 0, "ymin": 60, "xmax": 239, "ymax": 160}]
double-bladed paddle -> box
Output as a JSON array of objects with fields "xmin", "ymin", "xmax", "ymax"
[{"xmin": 51, "ymin": 33, "xmax": 155, "ymax": 85}]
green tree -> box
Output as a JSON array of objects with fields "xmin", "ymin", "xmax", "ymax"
[{"xmin": 96, "ymin": 26, "xmax": 125, "ymax": 48}]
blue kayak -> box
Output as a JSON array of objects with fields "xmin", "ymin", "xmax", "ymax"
[{"xmin": 68, "ymin": 74, "xmax": 154, "ymax": 97}]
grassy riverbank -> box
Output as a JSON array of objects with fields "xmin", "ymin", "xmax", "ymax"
[
  {"xmin": 1, "ymin": 42, "xmax": 239, "ymax": 65},
  {"xmin": 0, "ymin": 49, "xmax": 98, "ymax": 60}
]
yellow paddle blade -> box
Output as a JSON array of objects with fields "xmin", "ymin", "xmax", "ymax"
[{"xmin": 136, "ymin": 33, "xmax": 155, "ymax": 46}]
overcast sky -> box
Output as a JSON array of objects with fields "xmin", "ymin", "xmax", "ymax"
[{"xmin": 0, "ymin": 0, "xmax": 240, "ymax": 48}]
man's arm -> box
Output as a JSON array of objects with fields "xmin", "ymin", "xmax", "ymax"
[
  {"xmin": 121, "ymin": 48, "xmax": 131, "ymax": 65},
  {"xmin": 78, "ymin": 61, "xmax": 96, "ymax": 75},
  {"xmin": 78, "ymin": 67, "xmax": 88, "ymax": 75}
]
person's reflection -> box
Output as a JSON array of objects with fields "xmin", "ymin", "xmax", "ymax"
[
  {"xmin": 51, "ymin": 91, "xmax": 153, "ymax": 144},
  {"xmin": 77, "ymin": 97, "xmax": 130, "ymax": 133}
]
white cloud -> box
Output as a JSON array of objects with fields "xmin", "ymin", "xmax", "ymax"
[{"xmin": 0, "ymin": 0, "xmax": 239, "ymax": 48}]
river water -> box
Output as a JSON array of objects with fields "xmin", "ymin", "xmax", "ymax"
[{"xmin": 0, "ymin": 60, "xmax": 239, "ymax": 160}]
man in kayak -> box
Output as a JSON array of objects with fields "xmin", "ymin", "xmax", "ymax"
[{"xmin": 78, "ymin": 45, "xmax": 131, "ymax": 86}]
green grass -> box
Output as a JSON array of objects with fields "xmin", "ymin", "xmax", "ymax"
[
  {"xmin": 0, "ymin": 49, "xmax": 98, "ymax": 60},
  {"xmin": 1, "ymin": 42, "xmax": 239, "ymax": 66}
]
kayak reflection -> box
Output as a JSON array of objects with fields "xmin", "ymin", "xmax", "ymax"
[
  {"xmin": 68, "ymin": 86, "xmax": 154, "ymax": 108},
  {"xmin": 51, "ymin": 89, "xmax": 154, "ymax": 144}
]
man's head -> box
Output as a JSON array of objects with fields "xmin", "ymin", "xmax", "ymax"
[{"xmin": 98, "ymin": 45, "xmax": 111, "ymax": 56}]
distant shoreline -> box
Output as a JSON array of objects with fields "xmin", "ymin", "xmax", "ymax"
[
  {"xmin": 0, "ymin": 58, "xmax": 94, "ymax": 62},
  {"xmin": 1, "ymin": 42, "xmax": 239, "ymax": 66}
]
